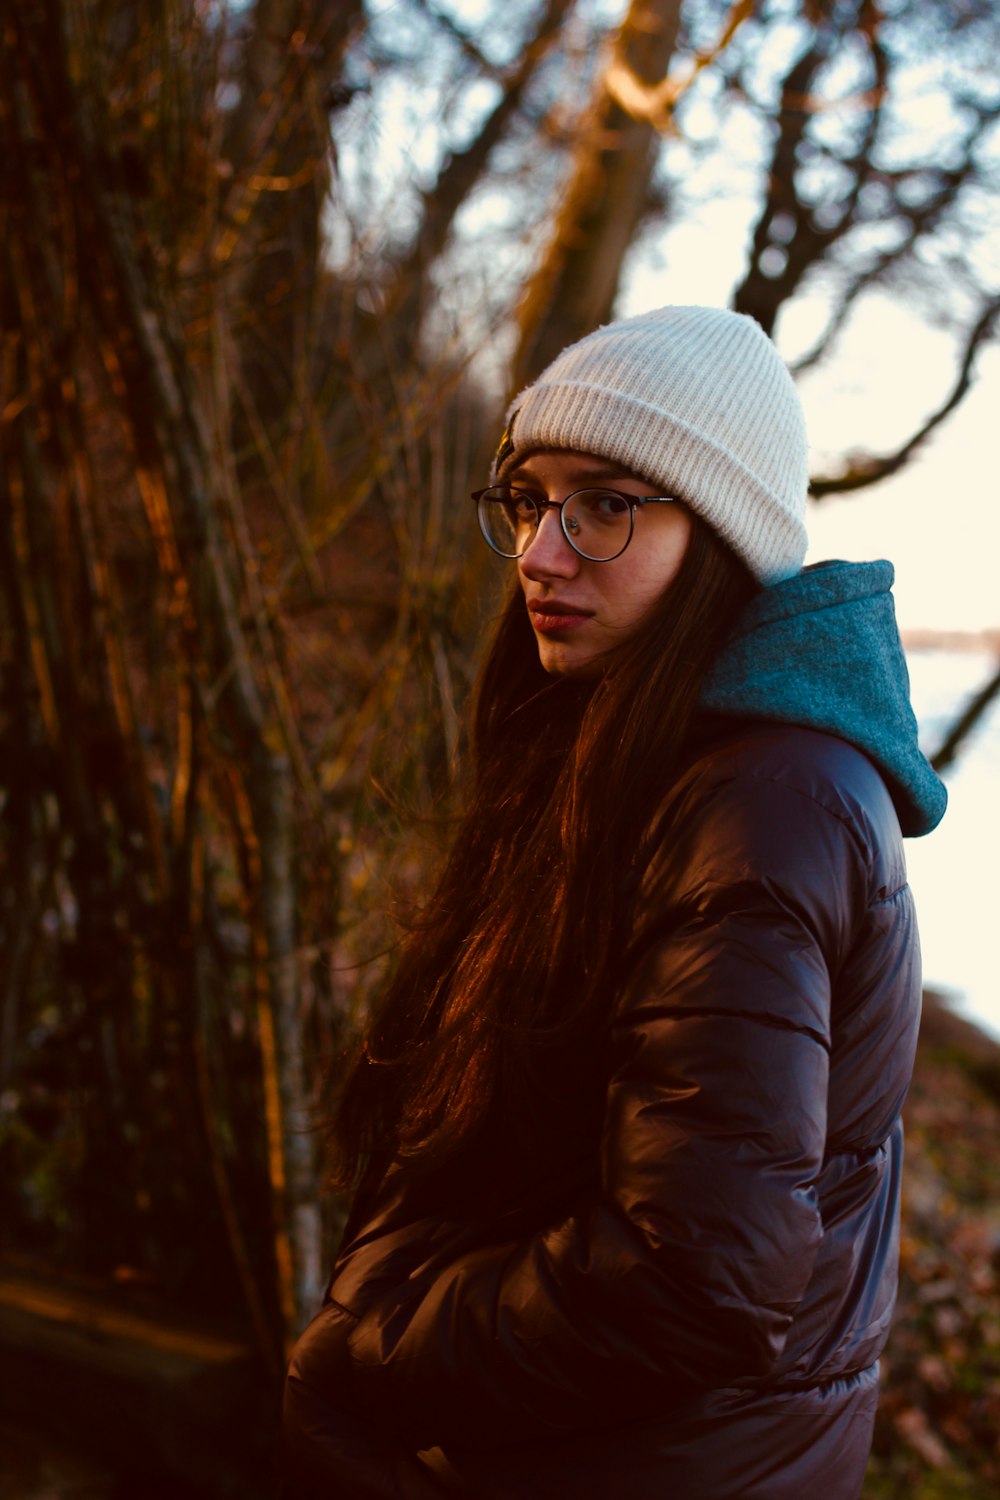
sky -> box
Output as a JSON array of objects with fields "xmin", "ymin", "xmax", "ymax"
[{"xmin": 796, "ymin": 307, "xmax": 1000, "ymax": 636}]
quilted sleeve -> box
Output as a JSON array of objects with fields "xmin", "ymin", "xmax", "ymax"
[{"xmin": 321, "ymin": 762, "xmax": 869, "ymax": 1451}]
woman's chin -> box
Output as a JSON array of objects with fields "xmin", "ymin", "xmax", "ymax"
[{"xmin": 535, "ymin": 640, "xmax": 604, "ymax": 678}]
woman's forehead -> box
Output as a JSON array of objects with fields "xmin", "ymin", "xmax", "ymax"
[{"xmin": 507, "ymin": 448, "xmax": 651, "ymax": 487}]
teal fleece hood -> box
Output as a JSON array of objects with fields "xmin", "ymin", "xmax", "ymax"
[{"xmin": 701, "ymin": 559, "xmax": 947, "ymax": 838}]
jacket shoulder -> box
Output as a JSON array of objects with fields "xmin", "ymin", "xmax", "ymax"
[{"xmin": 668, "ymin": 717, "xmax": 907, "ymax": 900}]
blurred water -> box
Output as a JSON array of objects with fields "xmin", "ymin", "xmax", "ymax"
[{"xmin": 905, "ymin": 648, "xmax": 1000, "ymax": 1041}]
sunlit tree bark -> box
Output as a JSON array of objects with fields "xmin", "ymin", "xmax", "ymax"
[{"xmin": 513, "ymin": 0, "xmax": 685, "ymax": 386}]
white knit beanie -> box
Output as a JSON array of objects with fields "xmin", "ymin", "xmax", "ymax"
[{"xmin": 492, "ymin": 305, "xmax": 809, "ymax": 584}]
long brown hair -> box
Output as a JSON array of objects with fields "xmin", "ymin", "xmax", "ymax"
[{"xmin": 332, "ymin": 514, "xmax": 757, "ymax": 1194}]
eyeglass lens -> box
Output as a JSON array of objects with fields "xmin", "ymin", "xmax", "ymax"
[{"xmin": 477, "ymin": 488, "xmax": 633, "ymax": 561}]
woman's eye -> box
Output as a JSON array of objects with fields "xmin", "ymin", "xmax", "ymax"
[{"xmin": 586, "ymin": 492, "xmax": 630, "ymax": 518}]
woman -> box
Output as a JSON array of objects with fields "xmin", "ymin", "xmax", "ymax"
[{"xmin": 283, "ymin": 305, "xmax": 947, "ymax": 1499}]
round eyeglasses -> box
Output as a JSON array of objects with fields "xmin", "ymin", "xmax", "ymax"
[{"xmin": 472, "ymin": 485, "xmax": 679, "ymax": 563}]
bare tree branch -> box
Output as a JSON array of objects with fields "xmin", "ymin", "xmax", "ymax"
[
  {"xmin": 412, "ymin": 0, "xmax": 506, "ymax": 79},
  {"xmin": 791, "ymin": 103, "xmax": 1000, "ymax": 376},
  {"xmin": 220, "ymin": 0, "xmax": 363, "ymax": 412},
  {"xmin": 810, "ymin": 296, "xmax": 1000, "ymax": 497},
  {"xmin": 383, "ymin": 0, "xmax": 578, "ymax": 335},
  {"xmin": 931, "ymin": 660, "xmax": 1000, "ymax": 775},
  {"xmin": 605, "ymin": 0, "xmax": 754, "ymax": 129},
  {"xmin": 734, "ymin": 0, "xmax": 888, "ymax": 335}
]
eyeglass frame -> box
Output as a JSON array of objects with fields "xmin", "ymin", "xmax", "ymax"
[{"xmin": 471, "ymin": 484, "xmax": 680, "ymax": 562}]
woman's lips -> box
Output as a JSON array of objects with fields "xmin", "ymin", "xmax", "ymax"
[{"xmin": 528, "ymin": 602, "xmax": 593, "ymax": 633}]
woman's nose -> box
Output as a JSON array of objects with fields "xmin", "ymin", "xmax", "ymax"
[{"xmin": 518, "ymin": 506, "xmax": 580, "ymax": 580}]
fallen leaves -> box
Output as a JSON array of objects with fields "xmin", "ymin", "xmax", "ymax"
[{"xmin": 864, "ymin": 994, "xmax": 1000, "ymax": 1499}]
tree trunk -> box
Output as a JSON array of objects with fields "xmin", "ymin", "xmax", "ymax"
[
  {"xmin": 513, "ymin": 0, "xmax": 683, "ymax": 389},
  {"xmin": 6, "ymin": 0, "xmax": 324, "ymax": 1341}
]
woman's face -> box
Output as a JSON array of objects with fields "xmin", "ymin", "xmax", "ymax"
[{"xmin": 512, "ymin": 449, "xmax": 693, "ymax": 677}]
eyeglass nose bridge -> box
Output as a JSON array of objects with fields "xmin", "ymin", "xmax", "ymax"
[
  {"xmin": 529, "ymin": 495, "xmax": 578, "ymax": 549},
  {"xmin": 508, "ymin": 496, "xmax": 567, "ymax": 562}
]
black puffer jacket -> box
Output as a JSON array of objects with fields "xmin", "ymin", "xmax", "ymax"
[{"xmin": 284, "ymin": 563, "xmax": 946, "ymax": 1499}]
